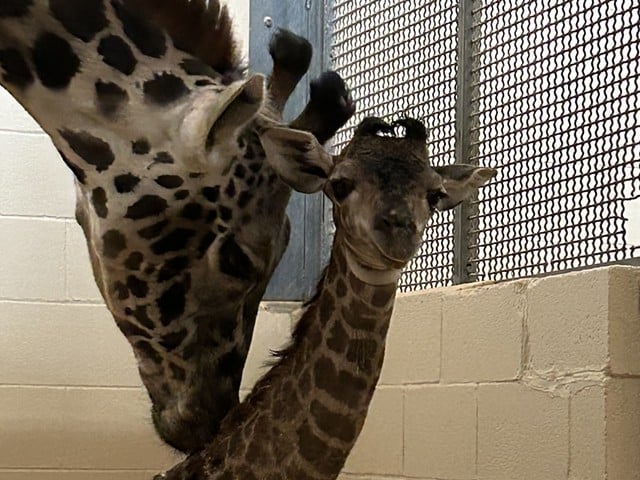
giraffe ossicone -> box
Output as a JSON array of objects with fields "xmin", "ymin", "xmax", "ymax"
[
  {"xmin": 0, "ymin": 0, "xmax": 355, "ymax": 453},
  {"xmin": 158, "ymin": 116, "xmax": 496, "ymax": 479}
]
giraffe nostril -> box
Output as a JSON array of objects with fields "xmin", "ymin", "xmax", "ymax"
[{"xmin": 377, "ymin": 210, "xmax": 415, "ymax": 232}]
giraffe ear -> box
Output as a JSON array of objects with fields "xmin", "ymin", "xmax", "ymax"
[
  {"xmin": 260, "ymin": 127, "xmax": 335, "ymax": 193},
  {"xmin": 181, "ymin": 74, "xmax": 264, "ymax": 157},
  {"xmin": 432, "ymin": 165, "xmax": 497, "ymax": 210}
]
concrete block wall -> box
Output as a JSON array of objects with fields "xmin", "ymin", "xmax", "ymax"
[{"xmin": 340, "ymin": 267, "xmax": 640, "ymax": 480}]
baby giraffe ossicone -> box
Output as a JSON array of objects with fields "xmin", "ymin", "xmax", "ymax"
[{"xmin": 157, "ymin": 116, "xmax": 496, "ymax": 480}]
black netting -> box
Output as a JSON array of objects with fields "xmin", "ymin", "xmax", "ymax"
[
  {"xmin": 332, "ymin": 0, "xmax": 460, "ymax": 290},
  {"xmin": 330, "ymin": 0, "xmax": 640, "ymax": 290}
]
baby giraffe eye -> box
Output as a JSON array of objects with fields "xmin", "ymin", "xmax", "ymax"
[
  {"xmin": 330, "ymin": 178, "xmax": 356, "ymax": 202},
  {"xmin": 427, "ymin": 189, "xmax": 447, "ymax": 209}
]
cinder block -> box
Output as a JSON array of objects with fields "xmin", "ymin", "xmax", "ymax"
[
  {"xmin": 240, "ymin": 304, "xmax": 295, "ymax": 390},
  {"xmin": 478, "ymin": 383, "xmax": 569, "ymax": 480},
  {"xmin": 0, "ymin": 131, "xmax": 75, "ymax": 218},
  {"xmin": 0, "ymin": 386, "xmax": 181, "ymax": 470},
  {"xmin": 0, "ymin": 301, "xmax": 140, "ymax": 387},
  {"xmin": 380, "ymin": 291, "xmax": 441, "ymax": 385},
  {"xmin": 65, "ymin": 221, "xmax": 104, "ymax": 302},
  {"xmin": 569, "ymin": 386, "xmax": 605, "ymax": 480},
  {"xmin": 605, "ymin": 378, "xmax": 640, "ymax": 480},
  {"xmin": 0, "ymin": 218, "xmax": 66, "ymax": 301},
  {"xmin": 527, "ymin": 268, "xmax": 609, "ymax": 372},
  {"xmin": 343, "ymin": 388, "xmax": 403, "ymax": 476},
  {"xmin": 0, "ymin": 471, "xmax": 159, "ymax": 480},
  {"xmin": 608, "ymin": 267, "xmax": 640, "ymax": 376},
  {"xmin": 404, "ymin": 385, "xmax": 476, "ymax": 479},
  {"xmin": 442, "ymin": 281, "xmax": 525, "ymax": 382},
  {"xmin": 0, "ymin": 86, "xmax": 42, "ymax": 132}
]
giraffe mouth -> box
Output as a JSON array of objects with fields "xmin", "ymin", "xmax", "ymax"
[{"xmin": 343, "ymin": 235, "xmax": 408, "ymax": 270}]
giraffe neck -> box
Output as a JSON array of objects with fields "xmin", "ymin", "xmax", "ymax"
[
  {"xmin": 164, "ymin": 233, "xmax": 399, "ymax": 479},
  {"xmin": 276, "ymin": 235, "xmax": 398, "ymax": 476}
]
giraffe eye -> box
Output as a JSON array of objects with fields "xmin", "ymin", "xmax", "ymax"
[
  {"xmin": 427, "ymin": 190, "xmax": 447, "ymax": 208},
  {"xmin": 330, "ymin": 178, "xmax": 355, "ymax": 202}
]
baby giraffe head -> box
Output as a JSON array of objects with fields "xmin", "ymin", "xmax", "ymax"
[{"xmin": 262, "ymin": 116, "xmax": 496, "ymax": 274}]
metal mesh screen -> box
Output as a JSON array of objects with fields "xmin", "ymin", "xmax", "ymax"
[
  {"xmin": 331, "ymin": 0, "xmax": 460, "ymax": 290},
  {"xmin": 470, "ymin": 0, "xmax": 640, "ymax": 281},
  {"xmin": 329, "ymin": 0, "xmax": 640, "ymax": 290}
]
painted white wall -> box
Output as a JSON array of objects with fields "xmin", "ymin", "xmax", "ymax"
[{"xmin": 227, "ymin": 0, "xmax": 251, "ymax": 56}]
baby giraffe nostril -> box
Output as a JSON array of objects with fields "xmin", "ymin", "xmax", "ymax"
[{"xmin": 377, "ymin": 210, "xmax": 415, "ymax": 232}]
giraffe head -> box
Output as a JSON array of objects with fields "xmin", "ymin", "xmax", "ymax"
[{"xmin": 262, "ymin": 116, "xmax": 496, "ymax": 272}]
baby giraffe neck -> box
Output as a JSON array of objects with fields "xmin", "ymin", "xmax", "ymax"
[{"xmin": 161, "ymin": 236, "xmax": 400, "ymax": 479}]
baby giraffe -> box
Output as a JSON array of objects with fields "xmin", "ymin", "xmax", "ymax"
[{"xmin": 157, "ymin": 117, "xmax": 496, "ymax": 479}]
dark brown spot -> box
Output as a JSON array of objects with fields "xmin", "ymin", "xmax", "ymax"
[
  {"xmin": 0, "ymin": 48, "xmax": 34, "ymax": 88},
  {"xmin": 137, "ymin": 219, "xmax": 169, "ymax": 239},
  {"xmin": 126, "ymin": 275, "xmax": 149, "ymax": 298},
  {"xmin": 50, "ymin": 0, "xmax": 107, "ymax": 42},
  {"xmin": 234, "ymin": 164, "xmax": 246, "ymax": 179},
  {"xmin": 151, "ymin": 228, "xmax": 196, "ymax": 255},
  {"xmin": 132, "ymin": 138, "xmax": 150, "ymax": 155},
  {"xmin": 219, "ymin": 236, "xmax": 253, "ymax": 279},
  {"xmin": 157, "ymin": 256, "xmax": 189, "ymax": 282},
  {"xmin": 155, "ymin": 175, "xmax": 184, "ymax": 189},
  {"xmin": 160, "ymin": 329, "xmax": 188, "ymax": 351},
  {"xmin": 91, "ymin": 187, "xmax": 108, "ymax": 218},
  {"xmin": 98, "ymin": 34, "xmax": 137, "ymax": 75},
  {"xmin": 135, "ymin": 340, "xmax": 162, "ymax": 364},
  {"xmin": 311, "ymin": 400, "xmax": 356, "ymax": 443},
  {"xmin": 296, "ymin": 422, "xmax": 343, "ymax": 476},
  {"xmin": 174, "ymin": 190, "xmax": 190, "ymax": 200},
  {"xmin": 102, "ymin": 229, "xmax": 126, "ymax": 258},
  {"xmin": 32, "ymin": 32, "xmax": 80, "ymax": 89},
  {"xmin": 95, "ymin": 80, "xmax": 128, "ymax": 115},
  {"xmin": 0, "ymin": 0, "xmax": 33, "ymax": 17},
  {"xmin": 111, "ymin": 281, "xmax": 129, "ymax": 300},
  {"xmin": 125, "ymin": 195, "xmax": 167, "ymax": 219},
  {"xmin": 237, "ymin": 191, "xmax": 253, "ymax": 208},
  {"xmin": 169, "ymin": 363, "xmax": 186, "ymax": 381},
  {"xmin": 346, "ymin": 338, "xmax": 378, "ymax": 374},
  {"xmin": 197, "ymin": 232, "xmax": 216, "ymax": 258},
  {"xmin": 313, "ymin": 356, "xmax": 367, "ymax": 409},
  {"xmin": 118, "ymin": 320, "xmax": 151, "ymax": 339},
  {"xmin": 326, "ymin": 320, "xmax": 348, "ymax": 354},
  {"xmin": 181, "ymin": 203, "xmax": 203, "ymax": 220},
  {"xmin": 219, "ymin": 206, "xmax": 232, "ymax": 222},
  {"xmin": 225, "ymin": 179, "xmax": 236, "ymax": 198},
  {"xmin": 154, "ymin": 151, "xmax": 174, "ymax": 164},
  {"xmin": 143, "ymin": 73, "xmax": 189, "ymax": 105},
  {"xmin": 158, "ymin": 282, "xmax": 187, "ymax": 325},
  {"xmin": 202, "ymin": 186, "xmax": 220, "ymax": 203},
  {"xmin": 124, "ymin": 251, "xmax": 144, "ymax": 270},
  {"xmin": 59, "ymin": 129, "xmax": 114, "ymax": 172},
  {"xmin": 111, "ymin": 0, "xmax": 166, "ymax": 58},
  {"xmin": 114, "ymin": 173, "xmax": 140, "ymax": 193}
]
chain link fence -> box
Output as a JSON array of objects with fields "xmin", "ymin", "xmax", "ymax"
[{"xmin": 329, "ymin": 0, "xmax": 640, "ymax": 291}]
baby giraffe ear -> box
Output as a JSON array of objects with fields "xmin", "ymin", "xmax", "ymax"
[
  {"xmin": 260, "ymin": 127, "xmax": 335, "ymax": 193},
  {"xmin": 432, "ymin": 164, "xmax": 497, "ymax": 210}
]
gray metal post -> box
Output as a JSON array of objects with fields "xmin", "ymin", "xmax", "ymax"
[{"xmin": 453, "ymin": 0, "xmax": 480, "ymax": 284}]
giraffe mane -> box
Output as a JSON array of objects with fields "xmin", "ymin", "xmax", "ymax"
[
  {"xmin": 270, "ymin": 266, "xmax": 329, "ymax": 360},
  {"xmin": 124, "ymin": 0, "xmax": 244, "ymax": 77}
]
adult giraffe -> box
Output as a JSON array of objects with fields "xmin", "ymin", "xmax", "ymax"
[{"xmin": 0, "ymin": 0, "xmax": 354, "ymax": 452}]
